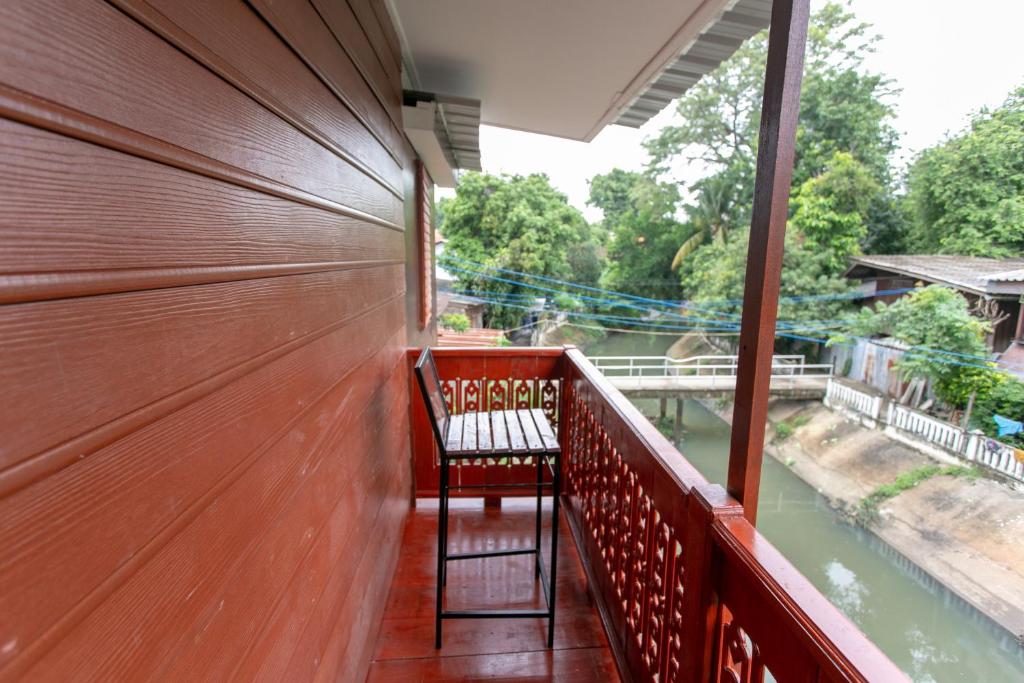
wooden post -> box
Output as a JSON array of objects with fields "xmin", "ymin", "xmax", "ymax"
[
  {"xmin": 659, "ymin": 396, "xmax": 667, "ymax": 421},
  {"xmin": 678, "ymin": 484, "xmax": 743, "ymax": 683},
  {"xmin": 1016, "ymin": 295, "xmax": 1024, "ymax": 341},
  {"xmin": 961, "ymin": 389, "xmax": 976, "ymax": 430},
  {"xmin": 674, "ymin": 398, "xmax": 684, "ymax": 441},
  {"xmin": 726, "ymin": 0, "xmax": 810, "ymax": 524}
]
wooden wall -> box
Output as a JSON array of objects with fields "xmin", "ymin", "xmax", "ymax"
[{"xmin": 0, "ymin": 0, "xmax": 421, "ymax": 680}]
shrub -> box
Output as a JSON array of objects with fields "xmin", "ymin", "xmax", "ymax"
[
  {"xmin": 439, "ymin": 313, "xmax": 470, "ymax": 333},
  {"xmin": 773, "ymin": 415, "xmax": 809, "ymax": 442},
  {"xmin": 855, "ymin": 464, "xmax": 976, "ymax": 525},
  {"xmin": 972, "ymin": 377, "xmax": 1024, "ymax": 447}
]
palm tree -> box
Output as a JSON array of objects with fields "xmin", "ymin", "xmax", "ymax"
[{"xmin": 671, "ymin": 175, "xmax": 734, "ymax": 269}]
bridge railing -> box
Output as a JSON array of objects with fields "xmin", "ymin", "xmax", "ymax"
[{"xmin": 589, "ymin": 354, "xmax": 833, "ymax": 383}]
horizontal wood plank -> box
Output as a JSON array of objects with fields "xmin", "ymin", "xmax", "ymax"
[
  {"xmin": 18, "ymin": 343, "xmax": 408, "ymax": 680},
  {"xmin": 476, "ymin": 412, "xmax": 492, "ymax": 452},
  {"xmin": 303, "ymin": 464, "xmax": 410, "ymax": 683},
  {"xmin": 517, "ymin": 409, "xmax": 544, "ymax": 452},
  {"xmin": 369, "ymin": 0, "xmax": 403, "ymax": 72},
  {"xmin": 341, "ymin": 0, "xmax": 403, "ymax": 99},
  {"xmin": 0, "ymin": 267, "xmax": 405, "ymax": 474},
  {"xmin": 0, "ymin": 304, "xmax": 407, "ymax": 678},
  {"xmin": 230, "ymin": 455, "xmax": 409, "ymax": 682},
  {"xmin": 461, "ymin": 413, "xmax": 478, "ymax": 454},
  {"xmin": 114, "ymin": 0, "xmax": 402, "ymax": 195},
  {"xmin": 123, "ymin": 355, "xmax": 410, "ymax": 682},
  {"xmin": 311, "ymin": 0, "xmax": 402, "ymax": 125},
  {"xmin": 445, "ymin": 415, "xmax": 464, "ymax": 453},
  {"xmin": 530, "ymin": 409, "xmax": 560, "ymax": 452},
  {"xmin": 505, "ymin": 411, "xmax": 528, "ymax": 454},
  {"xmin": 491, "ymin": 411, "xmax": 510, "ymax": 451},
  {"xmin": 0, "ymin": 0, "xmax": 401, "ymax": 226},
  {"xmin": 248, "ymin": 0, "xmax": 404, "ymax": 160},
  {"xmin": 0, "ymin": 119, "xmax": 403, "ymax": 290}
]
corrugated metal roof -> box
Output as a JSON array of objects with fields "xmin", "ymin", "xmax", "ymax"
[
  {"xmin": 436, "ymin": 95, "xmax": 482, "ymax": 171},
  {"xmin": 984, "ymin": 269, "xmax": 1024, "ymax": 283},
  {"xmin": 614, "ymin": 0, "xmax": 771, "ymax": 128},
  {"xmin": 847, "ymin": 255, "xmax": 1024, "ymax": 297},
  {"xmin": 404, "ymin": 91, "xmax": 482, "ymax": 172}
]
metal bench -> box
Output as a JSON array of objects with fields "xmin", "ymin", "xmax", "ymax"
[{"xmin": 413, "ymin": 348, "xmax": 561, "ymax": 649}]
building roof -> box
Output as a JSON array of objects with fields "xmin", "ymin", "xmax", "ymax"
[
  {"xmin": 388, "ymin": 0, "xmax": 760, "ymax": 143},
  {"xmin": 616, "ymin": 0, "xmax": 771, "ymax": 129},
  {"xmin": 437, "ymin": 328, "xmax": 505, "ymax": 347},
  {"xmin": 847, "ymin": 255, "xmax": 1024, "ymax": 298}
]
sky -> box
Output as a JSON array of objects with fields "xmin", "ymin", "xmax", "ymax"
[{"xmin": 442, "ymin": 0, "xmax": 1024, "ymax": 222}]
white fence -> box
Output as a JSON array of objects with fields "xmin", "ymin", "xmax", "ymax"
[
  {"xmin": 822, "ymin": 379, "xmax": 1023, "ymax": 484},
  {"xmin": 965, "ymin": 433, "xmax": 1024, "ymax": 483},
  {"xmin": 823, "ymin": 379, "xmax": 882, "ymax": 427},
  {"xmin": 886, "ymin": 403, "xmax": 967, "ymax": 455}
]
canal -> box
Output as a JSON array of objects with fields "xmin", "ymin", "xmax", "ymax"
[{"xmin": 585, "ymin": 332, "xmax": 1024, "ymax": 682}]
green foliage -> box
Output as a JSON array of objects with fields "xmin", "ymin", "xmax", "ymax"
[
  {"xmin": 773, "ymin": 414, "xmax": 810, "ymax": 443},
  {"xmin": 906, "ymin": 86, "xmax": 1024, "ymax": 257},
  {"xmin": 552, "ymin": 292, "xmax": 583, "ymax": 311},
  {"xmin": 842, "ymin": 286, "xmax": 992, "ymax": 407},
  {"xmin": 856, "ymin": 464, "xmax": 976, "ymax": 525},
  {"xmin": 790, "ymin": 152, "xmax": 880, "ymax": 273},
  {"xmin": 972, "ymin": 377, "xmax": 1024, "ymax": 447},
  {"xmin": 672, "ymin": 172, "xmax": 745, "ymax": 268},
  {"xmin": 588, "ymin": 170, "xmax": 687, "ymax": 300},
  {"xmin": 679, "ymin": 228, "xmax": 854, "ymax": 353},
  {"xmin": 439, "ymin": 313, "xmax": 470, "ymax": 333},
  {"xmin": 439, "ymin": 172, "xmax": 603, "ymax": 328},
  {"xmin": 646, "ymin": 2, "xmax": 903, "ymax": 268}
]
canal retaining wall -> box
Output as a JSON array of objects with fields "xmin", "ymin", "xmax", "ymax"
[{"xmin": 699, "ymin": 396, "xmax": 1024, "ymax": 645}]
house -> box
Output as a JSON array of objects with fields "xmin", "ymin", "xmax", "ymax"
[
  {"xmin": 1, "ymin": 1, "xmax": 903, "ymax": 682},
  {"xmin": 847, "ymin": 255, "xmax": 1024, "ymax": 354}
]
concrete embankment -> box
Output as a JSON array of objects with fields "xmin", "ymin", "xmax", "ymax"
[{"xmin": 709, "ymin": 398, "xmax": 1024, "ymax": 642}]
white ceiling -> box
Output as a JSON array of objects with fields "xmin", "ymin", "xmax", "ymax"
[{"xmin": 390, "ymin": 0, "xmax": 734, "ymax": 141}]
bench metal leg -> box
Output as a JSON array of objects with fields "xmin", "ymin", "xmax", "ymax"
[
  {"xmin": 435, "ymin": 450, "xmax": 560, "ymax": 650},
  {"xmin": 548, "ymin": 453, "xmax": 560, "ymax": 648},
  {"xmin": 435, "ymin": 459, "xmax": 449, "ymax": 649},
  {"xmin": 535, "ymin": 454, "xmax": 543, "ymax": 580}
]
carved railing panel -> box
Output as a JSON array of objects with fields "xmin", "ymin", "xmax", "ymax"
[
  {"xmin": 559, "ymin": 349, "xmax": 907, "ymax": 683},
  {"xmin": 561, "ymin": 361, "xmax": 699, "ymax": 683}
]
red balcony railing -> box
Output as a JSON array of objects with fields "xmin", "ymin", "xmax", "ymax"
[{"xmin": 408, "ymin": 347, "xmax": 907, "ymax": 682}]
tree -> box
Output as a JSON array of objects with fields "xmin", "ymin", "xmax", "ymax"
[
  {"xmin": 679, "ymin": 228, "xmax": 854, "ymax": 354},
  {"xmin": 972, "ymin": 377, "xmax": 1024, "ymax": 447},
  {"xmin": 842, "ymin": 286, "xmax": 994, "ymax": 407},
  {"xmin": 906, "ymin": 86, "xmax": 1024, "ymax": 257},
  {"xmin": 671, "ymin": 173, "xmax": 742, "ymax": 268},
  {"xmin": 790, "ymin": 151, "xmax": 880, "ymax": 273},
  {"xmin": 588, "ymin": 170, "xmax": 687, "ymax": 300},
  {"xmin": 439, "ymin": 172, "xmax": 602, "ymax": 328},
  {"xmin": 646, "ymin": 1, "xmax": 903, "ymax": 267}
]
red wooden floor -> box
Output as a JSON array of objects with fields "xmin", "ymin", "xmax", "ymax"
[{"xmin": 366, "ymin": 498, "xmax": 620, "ymax": 681}]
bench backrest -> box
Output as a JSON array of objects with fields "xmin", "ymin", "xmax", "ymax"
[{"xmin": 414, "ymin": 348, "xmax": 450, "ymax": 450}]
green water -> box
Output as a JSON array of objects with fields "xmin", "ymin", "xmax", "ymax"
[{"xmin": 585, "ymin": 333, "xmax": 1024, "ymax": 682}]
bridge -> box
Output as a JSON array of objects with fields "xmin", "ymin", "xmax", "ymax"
[{"xmin": 588, "ymin": 354, "xmax": 833, "ymax": 399}]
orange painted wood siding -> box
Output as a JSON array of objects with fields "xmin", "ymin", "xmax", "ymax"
[{"xmin": 0, "ymin": 1, "xmax": 415, "ymax": 680}]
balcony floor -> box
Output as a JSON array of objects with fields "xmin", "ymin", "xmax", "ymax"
[{"xmin": 366, "ymin": 497, "xmax": 620, "ymax": 681}]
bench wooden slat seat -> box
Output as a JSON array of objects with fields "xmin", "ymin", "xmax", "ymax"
[
  {"xmin": 443, "ymin": 409, "xmax": 559, "ymax": 458},
  {"xmin": 414, "ymin": 348, "xmax": 561, "ymax": 651}
]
